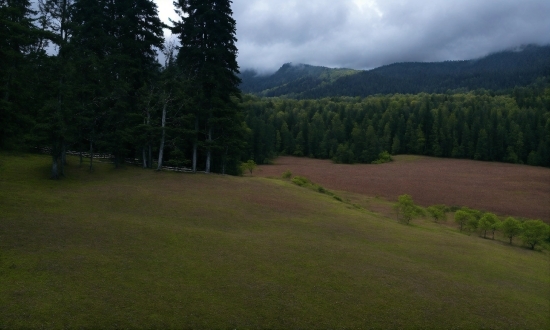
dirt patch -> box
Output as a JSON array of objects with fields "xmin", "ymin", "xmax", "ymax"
[{"xmin": 257, "ymin": 156, "xmax": 550, "ymax": 222}]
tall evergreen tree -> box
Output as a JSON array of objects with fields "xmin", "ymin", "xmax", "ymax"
[
  {"xmin": 172, "ymin": 0, "xmax": 243, "ymax": 173},
  {"xmin": 69, "ymin": 0, "xmax": 164, "ymax": 169},
  {"xmin": 0, "ymin": 0, "xmax": 43, "ymax": 149}
]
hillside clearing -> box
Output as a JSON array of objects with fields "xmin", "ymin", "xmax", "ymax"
[
  {"xmin": 257, "ymin": 155, "xmax": 550, "ymax": 221},
  {"xmin": 0, "ymin": 153, "xmax": 549, "ymax": 329}
]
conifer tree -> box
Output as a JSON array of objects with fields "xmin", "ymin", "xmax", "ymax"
[
  {"xmin": 0, "ymin": 0, "xmax": 42, "ymax": 148},
  {"xmin": 70, "ymin": 0, "xmax": 164, "ymax": 168},
  {"xmin": 172, "ymin": 0, "xmax": 243, "ymax": 173}
]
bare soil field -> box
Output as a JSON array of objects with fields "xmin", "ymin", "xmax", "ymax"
[{"xmin": 256, "ymin": 155, "xmax": 550, "ymax": 221}]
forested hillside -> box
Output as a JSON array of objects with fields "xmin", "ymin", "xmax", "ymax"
[
  {"xmin": 0, "ymin": 0, "xmax": 244, "ymax": 176},
  {"xmin": 243, "ymin": 84, "xmax": 550, "ymax": 167},
  {"xmin": 240, "ymin": 63, "xmax": 359, "ymax": 97},
  {"xmin": 241, "ymin": 45, "xmax": 550, "ymax": 98}
]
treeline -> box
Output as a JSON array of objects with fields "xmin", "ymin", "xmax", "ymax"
[
  {"xmin": 396, "ymin": 195, "xmax": 550, "ymax": 250},
  {"xmin": 0, "ymin": 0, "xmax": 244, "ymax": 177},
  {"xmin": 243, "ymin": 85, "xmax": 550, "ymax": 167}
]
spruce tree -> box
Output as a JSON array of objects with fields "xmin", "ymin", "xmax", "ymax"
[
  {"xmin": 70, "ymin": 0, "xmax": 164, "ymax": 168},
  {"xmin": 172, "ymin": 0, "xmax": 243, "ymax": 173},
  {"xmin": 0, "ymin": 0, "xmax": 42, "ymax": 149}
]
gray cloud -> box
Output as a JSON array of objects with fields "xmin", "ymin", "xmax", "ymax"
[{"xmin": 157, "ymin": 0, "xmax": 550, "ymax": 73}]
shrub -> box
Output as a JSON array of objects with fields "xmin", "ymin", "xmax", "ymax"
[
  {"xmin": 371, "ymin": 151, "xmax": 393, "ymax": 164},
  {"xmin": 240, "ymin": 160, "xmax": 257, "ymax": 175},
  {"xmin": 521, "ymin": 220, "xmax": 550, "ymax": 250},
  {"xmin": 478, "ymin": 212, "xmax": 500, "ymax": 239},
  {"xmin": 427, "ymin": 205, "xmax": 447, "ymax": 223},
  {"xmin": 454, "ymin": 210, "xmax": 473, "ymax": 232},
  {"xmin": 282, "ymin": 170, "xmax": 292, "ymax": 179},
  {"xmin": 501, "ymin": 217, "xmax": 522, "ymax": 244},
  {"xmin": 394, "ymin": 194, "xmax": 424, "ymax": 225},
  {"xmin": 291, "ymin": 176, "xmax": 311, "ymax": 187}
]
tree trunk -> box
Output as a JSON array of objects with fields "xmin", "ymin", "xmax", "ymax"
[
  {"xmin": 51, "ymin": 154, "xmax": 59, "ymax": 179},
  {"xmin": 142, "ymin": 146, "xmax": 147, "ymax": 168},
  {"xmin": 192, "ymin": 117, "xmax": 198, "ymax": 173},
  {"xmin": 148, "ymin": 145, "xmax": 152, "ymax": 169},
  {"xmin": 205, "ymin": 126, "xmax": 212, "ymax": 173},
  {"xmin": 157, "ymin": 102, "xmax": 167, "ymax": 171},
  {"xmin": 222, "ymin": 146, "xmax": 228, "ymax": 175},
  {"xmin": 60, "ymin": 141, "xmax": 66, "ymax": 176},
  {"xmin": 89, "ymin": 140, "xmax": 94, "ymax": 172},
  {"xmin": 146, "ymin": 106, "xmax": 152, "ymax": 168}
]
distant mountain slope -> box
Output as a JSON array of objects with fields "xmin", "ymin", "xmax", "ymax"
[
  {"xmin": 240, "ymin": 44, "xmax": 550, "ymax": 98},
  {"xmin": 239, "ymin": 63, "xmax": 359, "ymax": 97}
]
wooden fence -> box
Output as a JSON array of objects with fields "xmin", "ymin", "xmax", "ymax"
[{"xmin": 37, "ymin": 147, "xmax": 199, "ymax": 173}]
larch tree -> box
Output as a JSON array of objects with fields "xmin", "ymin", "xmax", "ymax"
[{"xmin": 172, "ymin": 0, "xmax": 243, "ymax": 173}]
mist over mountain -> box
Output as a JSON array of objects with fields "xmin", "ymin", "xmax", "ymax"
[{"xmin": 240, "ymin": 44, "xmax": 550, "ymax": 98}]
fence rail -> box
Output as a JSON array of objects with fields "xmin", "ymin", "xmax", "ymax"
[{"xmin": 37, "ymin": 147, "xmax": 199, "ymax": 173}]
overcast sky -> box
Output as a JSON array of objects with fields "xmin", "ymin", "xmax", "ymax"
[{"xmin": 155, "ymin": 0, "xmax": 550, "ymax": 73}]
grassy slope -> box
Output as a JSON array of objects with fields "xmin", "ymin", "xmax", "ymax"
[{"xmin": 0, "ymin": 153, "xmax": 548, "ymax": 329}]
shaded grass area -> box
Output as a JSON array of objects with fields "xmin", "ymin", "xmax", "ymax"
[{"xmin": 0, "ymin": 153, "xmax": 549, "ymax": 329}]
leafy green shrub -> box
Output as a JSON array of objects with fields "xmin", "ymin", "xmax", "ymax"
[
  {"xmin": 371, "ymin": 151, "xmax": 393, "ymax": 164},
  {"xmin": 448, "ymin": 205, "xmax": 461, "ymax": 212},
  {"xmin": 501, "ymin": 217, "xmax": 522, "ymax": 244},
  {"xmin": 282, "ymin": 170, "xmax": 292, "ymax": 179},
  {"xmin": 427, "ymin": 205, "xmax": 447, "ymax": 223},
  {"xmin": 394, "ymin": 194, "xmax": 424, "ymax": 225},
  {"xmin": 521, "ymin": 220, "xmax": 550, "ymax": 250},
  {"xmin": 240, "ymin": 160, "xmax": 257, "ymax": 175},
  {"xmin": 291, "ymin": 176, "xmax": 311, "ymax": 187},
  {"xmin": 454, "ymin": 210, "xmax": 473, "ymax": 232},
  {"xmin": 289, "ymin": 176, "xmax": 344, "ymax": 203},
  {"xmin": 478, "ymin": 212, "xmax": 500, "ymax": 239}
]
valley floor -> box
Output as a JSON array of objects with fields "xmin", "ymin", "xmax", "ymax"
[{"xmin": 257, "ymin": 155, "xmax": 550, "ymax": 221}]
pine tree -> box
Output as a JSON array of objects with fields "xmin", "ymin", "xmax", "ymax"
[
  {"xmin": 0, "ymin": 0, "xmax": 42, "ymax": 149},
  {"xmin": 172, "ymin": 0, "xmax": 243, "ymax": 173},
  {"xmin": 70, "ymin": 0, "xmax": 164, "ymax": 168}
]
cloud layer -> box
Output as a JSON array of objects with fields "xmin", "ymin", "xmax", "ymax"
[{"xmin": 156, "ymin": 0, "xmax": 550, "ymax": 73}]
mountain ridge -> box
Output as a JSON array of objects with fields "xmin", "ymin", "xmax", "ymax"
[{"xmin": 240, "ymin": 44, "xmax": 550, "ymax": 98}]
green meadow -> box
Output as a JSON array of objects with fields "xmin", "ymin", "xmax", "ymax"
[{"xmin": 0, "ymin": 153, "xmax": 548, "ymax": 329}]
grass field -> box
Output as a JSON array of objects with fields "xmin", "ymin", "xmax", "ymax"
[
  {"xmin": 1, "ymin": 153, "xmax": 549, "ymax": 329},
  {"xmin": 256, "ymin": 155, "xmax": 550, "ymax": 221}
]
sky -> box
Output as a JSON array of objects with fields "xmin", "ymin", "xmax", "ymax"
[{"xmin": 155, "ymin": 0, "xmax": 550, "ymax": 73}]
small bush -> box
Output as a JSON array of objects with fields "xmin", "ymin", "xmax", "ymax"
[
  {"xmin": 371, "ymin": 151, "xmax": 393, "ymax": 164},
  {"xmin": 448, "ymin": 205, "xmax": 461, "ymax": 212},
  {"xmin": 427, "ymin": 204, "xmax": 447, "ymax": 223},
  {"xmin": 282, "ymin": 170, "xmax": 292, "ymax": 179},
  {"xmin": 317, "ymin": 186, "xmax": 326, "ymax": 193},
  {"xmin": 291, "ymin": 176, "xmax": 311, "ymax": 187},
  {"xmin": 240, "ymin": 160, "xmax": 257, "ymax": 175},
  {"xmin": 394, "ymin": 194, "xmax": 424, "ymax": 224},
  {"xmin": 333, "ymin": 195, "xmax": 343, "ymax": 202}
]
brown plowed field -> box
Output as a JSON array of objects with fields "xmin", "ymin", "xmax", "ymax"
[{"xmin": 256, "ymin": 155, "xmax": 550, "ymax": 221}]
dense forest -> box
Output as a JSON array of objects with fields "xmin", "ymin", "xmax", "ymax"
[
  {"xmin": 0, "ymin": 0, "xmax": 244, "ymax": 177},
  {"xmin": 240, "ymin": 45, "xmax": 550, "ymax": 98},
  {"xmin": 243, "ymin": 83, "xmax": 550, "ymax": 167},
  {"xmin": 2, "ymin": 1, "xmax": 550, "ymax": 176}
]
